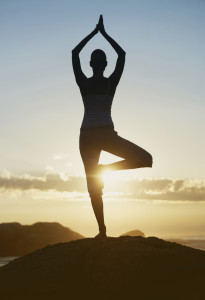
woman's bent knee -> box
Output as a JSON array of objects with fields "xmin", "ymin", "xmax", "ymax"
[
  {"xmin": 132, "ymin": 151, "xmax": 153, "ymax": 168},
  {"xmin": 144, "ymin": 152, "xmax": 153, "ymax": 167}
]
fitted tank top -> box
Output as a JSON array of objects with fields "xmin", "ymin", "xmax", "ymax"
[{"xmin": 81, "ymin": 78, "xmax": 114, "ymax": 128}]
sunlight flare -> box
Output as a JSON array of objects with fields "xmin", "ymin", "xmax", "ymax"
[{"xmin": 101, "ymin": 170, "xmax": 124, "ymax": 184}]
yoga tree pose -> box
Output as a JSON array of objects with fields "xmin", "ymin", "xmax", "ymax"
[{"xmin": 72, "ymin": 15, "xmax": 152, "ymax": 239}]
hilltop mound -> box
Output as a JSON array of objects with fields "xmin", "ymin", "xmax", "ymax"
[
  {"xmin": 0, "ymin": 222, "xmax": 84, "ymax": 256},
  {"xmin": 0, "ymin": 236, "xmax": 204, "ymax": 300}
]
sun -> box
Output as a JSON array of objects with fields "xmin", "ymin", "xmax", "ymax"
[{"xmin": 101, "ymin": 170, "xmax": 123, "ymax": 184}]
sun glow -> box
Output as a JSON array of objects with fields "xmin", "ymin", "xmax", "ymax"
[{"xmin": 101, "ymin": 170, "xmax": 124, "ymax": 184}]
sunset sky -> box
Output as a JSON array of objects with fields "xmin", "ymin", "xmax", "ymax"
[{"xmin": 0, "ymin": 0, "xmax": 204, "ymax": 238}]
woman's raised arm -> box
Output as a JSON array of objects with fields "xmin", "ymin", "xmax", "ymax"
[
  {"xmin": 72, "ymin": 22, "xmax": 99, "ymax": 86},
  {"xmin": 98, "ymin": 15, "xmax": 126, "ymax": 86},
  {"xmin": 72, "ymin": 25, "xmax": 99, "ymax": 54},
  {"xmin": 98, "ymin": 15, "xmax": 125, "ymax": 55}
]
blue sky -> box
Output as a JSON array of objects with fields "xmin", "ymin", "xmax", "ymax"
[
  {"xmin": 1, "ymin": 0, "xmax": 204, "ymax": 178},
  {"xmin": 0, "ymin": 0, "xmax": 204, "ymax": 236}
]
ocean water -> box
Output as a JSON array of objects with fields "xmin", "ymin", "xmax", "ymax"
[
  {"xmin": 0, "ymin": 256, "xmax": 18, "ymax": 267},
  {"xmin": 165, "ymin": 236, "xmax": 205, "ymax": 240},
  {"xmin": 162, "ymin": 236, "xmax": 205, "ymax": 251}
]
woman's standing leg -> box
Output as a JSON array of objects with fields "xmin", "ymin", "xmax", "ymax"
[{"xmin": 79, "ymin": 131, "xmax": 106, "ymax": 236}]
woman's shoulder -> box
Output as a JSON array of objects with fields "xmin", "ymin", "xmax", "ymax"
[{"xmin": 87, "ymin": 76, "xmax": 109, "ymax": 80}]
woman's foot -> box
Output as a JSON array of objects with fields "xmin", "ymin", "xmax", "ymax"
[
  {"xmin": 94, "ymin": 231, "xmax": 107, "ymax": 239},
  {"xmin": 94, "ymin": 224, "xmax": 107, "ymax": 239}
]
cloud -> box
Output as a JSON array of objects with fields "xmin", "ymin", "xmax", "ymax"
[
  {"xmin": 0, "ymin": 171, "xmax": 204, "ymax": 201},
  {"xmin": 53, "ymin": 153, "xmax": 70, "ymax": 160},
  {"xmin": 119, "ymin": 178, "xmax": 205, "ymax": 201},
  {"xmin": 0, "ymin": 171, "xmax": 86, "ymax": 192}
]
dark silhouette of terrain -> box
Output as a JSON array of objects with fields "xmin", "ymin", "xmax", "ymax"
[
  {"xmin": 0, "ymin": 236, "xmax": 204, "ymax": 300},
  {"xmin": 0, "ymin": 222, "xmax": 84, "ymax": 256}
]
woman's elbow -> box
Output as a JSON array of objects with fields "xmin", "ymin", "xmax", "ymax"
[
  {"xmin": 72, "ymin": 48, "xmax": 79, "ymax": 55},
  {"xmin": 117, "ymin": 49, "xmax": 126, "ymax": 57}
]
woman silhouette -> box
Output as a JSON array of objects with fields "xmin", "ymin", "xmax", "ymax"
[{"xmin": 72, "ymin": 15, "xmax": 152, "ymax": 239}]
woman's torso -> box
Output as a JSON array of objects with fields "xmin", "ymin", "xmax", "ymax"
[
  {"xmin": 80, "ymin": 77, "xmax": 116, "ymax": 129},
  {"xmin": 80, "ymin": 77, "xmax": 116, "ymax": 98}
]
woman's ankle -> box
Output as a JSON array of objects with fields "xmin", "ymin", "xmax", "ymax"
[{"xmin": 99, "ymin": 225, "xmax": 106, "ymax": 233}]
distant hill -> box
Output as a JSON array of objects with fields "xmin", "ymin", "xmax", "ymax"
[
  {"xmin": 0, "ymin": 222, "xmax": 84, "ymax": 256},
  {"xmin": 0, "ymin": 236, "xmax": 204, "ymax": 300},
  {"xmin": 120, "ymin": 229, "xmax": 145, "ymax": 237}
]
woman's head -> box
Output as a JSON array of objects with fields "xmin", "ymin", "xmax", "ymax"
[{"xmin": 90, "ymin": 49, "xmax": 107, "ymax": 72}]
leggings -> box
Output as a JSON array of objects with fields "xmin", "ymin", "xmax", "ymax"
[{"xmin": 79, "ymin": 126, "xmax": 153, "ymax": 197}]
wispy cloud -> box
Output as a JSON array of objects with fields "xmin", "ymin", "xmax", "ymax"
[
  {"xmin": 0, "ymin": 171, "xmax": 204, "ymax": 202},
  {"xmin": 52, "ymin": 153, "xmax": 70, "ymax": 160},
  {"xmin": 0, "ymin": 171, "xmax": 86, "ymax": 192},
  {"xmin": 117, "ymin": 178, "xmax": 205, "ymax": 201}
]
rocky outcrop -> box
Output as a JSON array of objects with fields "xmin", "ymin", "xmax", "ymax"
[
  {"xmin": 120, "ymin": 229, "xmax": 145, "ymax": 237},
  {"xmin": 0, "ymin": 236, "xmax": 204, "ymax": 300},
  {"xmin": 0, "ymin": 222, "xmax": 84, "ymax": 256}
]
